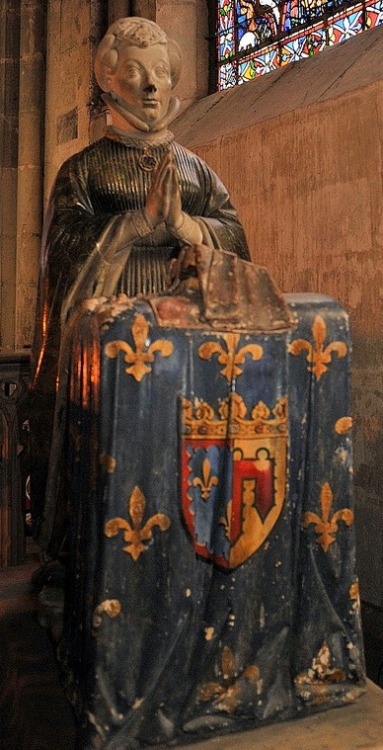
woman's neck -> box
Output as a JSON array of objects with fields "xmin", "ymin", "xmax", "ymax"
[{"xmin": 102, "ymin": 92, "xmax": 180, "ymax": 139}]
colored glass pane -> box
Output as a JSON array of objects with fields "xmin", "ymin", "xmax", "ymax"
[
  {"xmin": 280, "ymin": 23, "xmax": 326, "ymax": 64},
  {"xmin": 366, "ymin": 0, "xmax": 383, "ymax": 26},
  {"xmin": 218, "ymin": 0, "xmax": 235, "ymax": 61},
  {"xmin": 216, "ymin": 0, "xmax": 383, "ymax": 88},
  {"xmin": 219, "ymin": 61, "xmax": 238, "ymax": 89},
  {"xmin": 327, "ymin": 7, "xmax": 364, "ymax": 44},
  {"xmin": 236, "ymin": 0, "xmax": 280, "ymax": 48},
  {"xmin": 238, "ymin": 44, "xmax": 280, "ymax": 81},
  {"xmin": 220, "ymin": 28, "xmax": 235, "ymax": 60}
]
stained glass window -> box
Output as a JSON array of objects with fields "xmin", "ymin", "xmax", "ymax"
[{"xmin": 216, "ymin": 0, "xmax": 383, "ymax": 89}]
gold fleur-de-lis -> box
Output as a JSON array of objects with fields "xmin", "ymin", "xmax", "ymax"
[
  {"xmin": 91, "ymin": 293, "xmax": 134, "ymax": 330},
  {"xmin": 295, "ymin": 642, "xmax": 346, "ymax": 694},
  {"xmin": 301, "ymin": 482, "xmax": 354, "ymax": 552},
  {"xmin": 198, "ymin": 645, "xmax": 260, "ymax": 714},
  {"xmin": 349, "ymin": 580, "xmax": 361, "ymax": 613},
  {"xmin": 199, "ymin": 333, "xmax": 263, "ymax": 381},
  {"xmin": 104, "ymin": 486, "xmax": 171, "ymax": 561},
  {"xmin": 104, "ymin": 313, "xmax": 174, "ymax": 382},
  {"xmin": 192, "ymin": 457, "xmax": 219, "ymax": 500},
  {"xmin": 99, "ymin": 452, "xmax": 117, "ymax": 473},
  {"xmin": 92, "ymin": 599, "xmax": 121, "ymax": 630},
  {"xmin": 335, "ymin": 416, "xmax": 352, "ymax": 435},
  {"xmin": 289, "ymin": 315, "xmax": 347, "ymax": 380}
]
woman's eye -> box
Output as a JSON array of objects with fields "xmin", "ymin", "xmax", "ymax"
[
  {"xmin": 125, "ymin": 67, "xmax": 140, "ymax": 77},
  {"xmin": 155, "ymin": 67, "xmax": 169, "ymax": 78}
]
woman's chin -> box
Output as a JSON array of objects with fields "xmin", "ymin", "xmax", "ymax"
[{"xmin": 142, "ymin": 107, "xmax": 163, "ymax": 126}]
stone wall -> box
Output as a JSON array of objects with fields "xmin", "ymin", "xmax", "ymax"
[
  {"xmin": 157, "ymin": 0, "xmax": 209, "ymax": 111},
  {"xmin": 172, "ymin": 24, "xmax": 383, "ymax": 607},
  {"xmin": 0, "ymin": 0, "xmax": 45, "ymax": 352},
  {"xmin": 0, "ymin": 0, "xmax": 21, "ymax": 352},
  {"xmin": 43, "ymin": 1, "xmax": 106, "ymax": 199}
]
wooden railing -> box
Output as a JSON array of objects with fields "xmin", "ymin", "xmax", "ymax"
[{"xmin": 0, "ymin": 350, "xmax": 30, "ymax": 568}]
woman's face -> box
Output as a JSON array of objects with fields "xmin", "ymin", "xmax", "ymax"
[{"xmin": 108, "ymin": 43, "xmax": 172, "ymax": 125}]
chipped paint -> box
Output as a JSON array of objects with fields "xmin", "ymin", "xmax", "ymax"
[{"xmin": 204, "ymin": 627, "xmax": 215, "ymax": 641}]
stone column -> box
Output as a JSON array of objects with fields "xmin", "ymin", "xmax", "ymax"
[
  {"xmin": 134, "ymin": 0, "xmax": 157, "ymax": 21},
  {"xmin": 156, "ymin": 0, "xmax": 209, "ymax": 110},
  {"xmin": 108, "ymin": 0, "xmax": 133, "ymax": 24},
  {"xmin": 16, "ymin": 0, "xmax": 46, "ymax": 350},
  {"xmin": 0, "ymin": 0, "xmax": 21, "ymax": 351}
]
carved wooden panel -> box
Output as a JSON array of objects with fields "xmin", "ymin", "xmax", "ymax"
[{"xmin": 0, "ymin": 351, "xmax": 30, "ymax": 567}]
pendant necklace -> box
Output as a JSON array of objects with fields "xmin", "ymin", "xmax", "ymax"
[
  {"xmin": 105, "ymin": 125, "xmax": 174, "ymax": 171},
  {"xmin": 138, "ymin": 149, "xmax": 158, "ymax": 172}
]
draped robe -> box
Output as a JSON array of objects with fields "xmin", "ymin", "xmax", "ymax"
[{"xmin": 30, "ymin": 134, "xmax": 250, "ymax": 549}]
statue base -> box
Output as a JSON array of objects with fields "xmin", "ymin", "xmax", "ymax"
[
  {"xmin": 180, "ymin": 679, "xmax": 383, "ymax": 750},
  {"xmin": 57, "ymin": 291, "xmax": 365, "ymax": 749}
]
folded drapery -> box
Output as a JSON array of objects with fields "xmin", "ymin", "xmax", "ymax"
[{"xmin": 59, "ymin": 289, "xmax": 365, "ymax": 750}]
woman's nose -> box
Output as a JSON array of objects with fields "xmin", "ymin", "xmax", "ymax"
[{"xmin": 144, "ymin": 83, "xmax": 157, "ymax": 93}]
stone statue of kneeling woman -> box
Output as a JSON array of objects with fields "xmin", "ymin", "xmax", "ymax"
[{"xmin": 30, "ymin": 17, "xmax": 251, "ymax": 553}]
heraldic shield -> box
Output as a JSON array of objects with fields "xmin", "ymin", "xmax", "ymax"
[{"xmin": 180, "ymin": 393, "xmax": 288, "ymax": 569}]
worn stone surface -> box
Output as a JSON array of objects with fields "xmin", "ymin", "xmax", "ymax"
[
  {"xmin": 158, "ymin": 0, "xmax": 209, "ymax": 111},
  {"xmin": 355, "ymin": 489, "xmax": 383, "ymax": 607},
  {"xmin": 173, "ymin": 25, "xmax": 383, "ymax": 147},
  {"xmin": 44, "ymin": 1, "xmax": 94, "ymax": 194},
  {"xmin": 56, "ymin": 106, "xmax": 79, "ymax": 145},
  {"xmin": 15, "ymin": 0, "xmax": 45, "ymax": 350},
  {"xmin": 179, "ymin": 681, "xmax": 383, "ymax": 750},
  {"xmin": 0, "ymin": 0, "xmax": 20, "ymax": 351}
]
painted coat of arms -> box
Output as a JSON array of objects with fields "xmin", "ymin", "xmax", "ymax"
[{"xmin": 180, "ymin": 392, "xmax": 288, "ymax": 569}]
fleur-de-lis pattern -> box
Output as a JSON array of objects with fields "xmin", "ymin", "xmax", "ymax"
[
  {"xmin": 198, "ymin": 333, "xmax": 263, "ymax": 381},
  {"xmin": 301, "ymin": 482, "xmax": 354, "ymax": 552},
  {"xmin": 349, "ymin": 580, "xmax": 361, "ymax": 613},
  {"xmin": 192, "ymin": 457, "xmax": 219, "ymax": 500},
  {"xmin": 104, "ymin": 485, "xmax": 171, "ymax": 560},
  {"xmin": 335, "ymin": 416, "xmax": 352, "ymax": 435},
  {"xmin": 198, "ymin": 645, "xmax": 261, "ymax": 714},
  {"xmin": 92, "ymin": 599, "xmax": 122, "ymax": 630},
  {"xmin": 104, "ymin": 313, "xmax": 174, "ymax": 381},
  {"xmin": 66, "ymin": 294, "xmax": 365, "ymax": 739},
  {"xmin": 90, "ymin": 293, "xmax": 134, "ymax": 330},
  {"xmin": 295, "ymin": 642, "xmax": 346, "ymax": 701},
  {"xmin": 289, "ymin": 314, "xmax": 347, "ymax": 380},
  {"xmin": 99, "ymin": 452, "xmax": 117, "ymax": 473}
]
